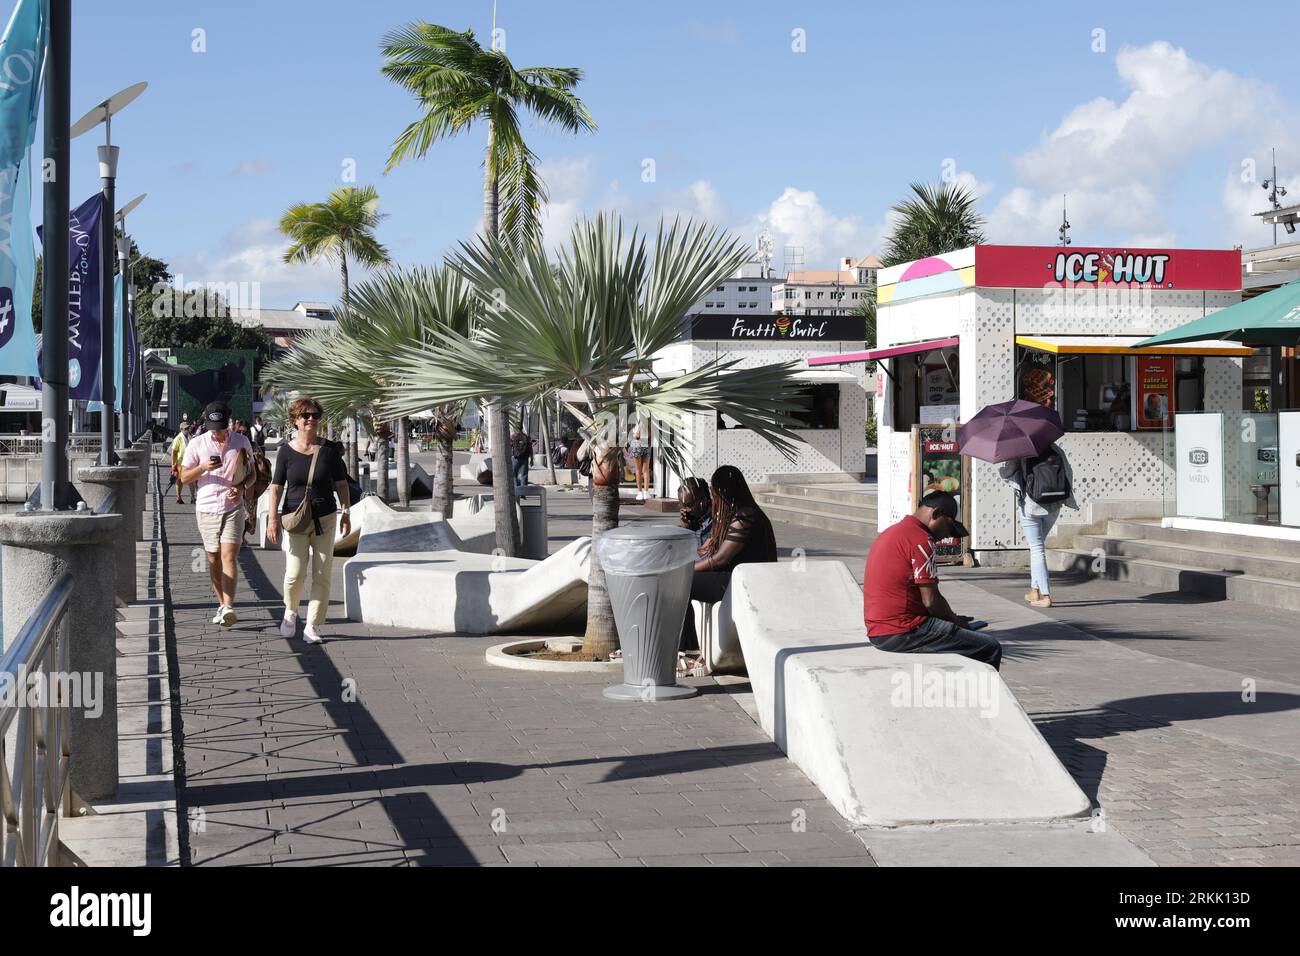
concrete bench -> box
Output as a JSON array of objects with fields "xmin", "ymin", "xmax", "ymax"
[
  {"xmin": 343, "ymin": 537, "xmax": 591, "ymax": 635},
  {"xmin": 729, "ymin": 561, "xmax": 1091, "ymax": 827}
]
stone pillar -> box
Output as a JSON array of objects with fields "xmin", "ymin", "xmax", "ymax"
[
  {"xmin": 115, "ymin": 447, "xmax": 146, "ymax": 522},
  {"xmin": 0, "ymin": 511, "xmax": 122, "ymax": 801},
  {"xmin": 76, "ymin": 465, "xmax": 141, "ymax": 603}
]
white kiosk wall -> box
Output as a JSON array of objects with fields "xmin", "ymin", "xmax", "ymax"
[
  {"xmin": 1279, "ymin": 411, "xmax": 1300, "ymax": 527},
  {"xmin": 1175, "ymin": 412, "xmax": 1225, "ymax": 520}
]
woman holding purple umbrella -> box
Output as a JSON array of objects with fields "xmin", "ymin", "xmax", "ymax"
[
  {"xmin": 999, "ymin": 444, "xmax": 1075, "ymax": 607},
  {"xmin": 957, "ymin": 398, "xmax": 1075, "ymax": 609}
]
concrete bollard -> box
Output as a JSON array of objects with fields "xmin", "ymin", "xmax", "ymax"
[
  {"xmin": 75, "ymin": 465, "xmax": 141, "ymax": 603},
  {"xmin": 115, "ymin": 448, "xmax": 147, "ymax": 519},
  {"xmin": 0, "ymin": 511, "xmax": 122, "ymax": 801}
]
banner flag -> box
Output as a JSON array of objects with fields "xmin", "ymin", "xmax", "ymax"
[{"xmin": 0, "ymin": 0, "xmax": 46, "ymax": 377}]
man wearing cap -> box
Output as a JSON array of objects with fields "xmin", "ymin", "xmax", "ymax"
[
  {"xmin": 179, "ymin": 402, "xmax": 255, "ymax": 627},
  {"xmin": 863, "ymin": 490, "xmax": 1002, "ymax": 669}
]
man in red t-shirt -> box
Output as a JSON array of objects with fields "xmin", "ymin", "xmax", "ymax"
[{"xmin": 863, "ymin": 491, "xmax": 1002, "ymax": 669}]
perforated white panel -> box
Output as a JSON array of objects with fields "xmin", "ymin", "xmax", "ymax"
[
  {"xmin": 1013, "ymin": 288, "xmax": 1215, "ymax": 336},
  {"xmin": 969, "ymin": 290, "xmax": 1016, "ymax": 547},
  {"xmin": 1204, "ymin": 356, "xmax": 1241, "ymax": 411}
]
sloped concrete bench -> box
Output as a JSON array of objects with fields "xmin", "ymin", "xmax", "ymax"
[
  {"xmin": 343, "ymin": 537, "xmax": 590, "ymax": 635},
  {"xmin": 730, "ymin": 561, "xmax": 1091, "ymax": 826}
]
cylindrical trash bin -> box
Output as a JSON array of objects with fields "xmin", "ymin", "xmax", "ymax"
[
  {"xmin": 517, "ymin": 484, "xmax": 548, "ymax": 560},
  {"xmin": 596, "ymin": 524, "xmax": 698, "ymax": 701}
]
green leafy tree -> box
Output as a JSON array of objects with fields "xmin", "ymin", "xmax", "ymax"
[
  {"xmin": 279, "ymin": 185, "xmax": 391, "ymax": 305},
  {"xmin": 380, "ymin": 20, "xmax": 597, "ymax": 556},
  {"xmin": 881, "ymin": 181, "xmax": 987, "ymax": 267},
  {"xmin": 379, "ymin": 215, "xmax": 808, "ymax": 658}
]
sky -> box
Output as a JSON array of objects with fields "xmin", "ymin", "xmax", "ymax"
[{"xmin": 30, "ymin": 0, "xmax": 1300, "ymax": 307}]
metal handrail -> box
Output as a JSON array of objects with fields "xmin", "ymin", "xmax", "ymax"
[{"xmin": 0, "ymin": 573, "xmax": 77, "ymax": 867}]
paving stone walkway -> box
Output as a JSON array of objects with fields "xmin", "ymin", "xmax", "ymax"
[
  {"xmin": 163, "ymin": 492, "xmax": 875, "ymax": 867},
  {"xmin": 166, "ymin": 466, "xmax": 1300, "ymax": 867}
]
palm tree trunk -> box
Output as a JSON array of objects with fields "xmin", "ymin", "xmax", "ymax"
[
  {"xmin": 433, "ymin": 415, "xmax": 455, "ymax": 518},
  {"xmin": 584, "ymin": 450, "xmax": 621, "ymax": 658},
  {"xmin": 340, "ymin": 255, "xmax": 350, "ymax": 307},
  {"xmin": 346, "ymin": 411, "xmax": 359, "ymax": 481},
  {"xmin": 537, "ymin": 397, "xmax": 557, "ymax": 485},
  {"xmin": 376, "ymin": 428, "xmax": 390, "ymax": 502},
  {"xmin": 483, "ymin": 117, "xmax": 520, "ymax": 555},
  {"xmin": 396, "ymin": 415, "xmax": 410, "ymax": 507}
]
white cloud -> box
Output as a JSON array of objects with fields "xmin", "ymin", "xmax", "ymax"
[
  {"xmin": 744, "ymin": 186, "xmax": 881, "ymax": 266},
  {"xmin": 987, "ymin": 41, "xmax": 1300, "ymax": 247}
]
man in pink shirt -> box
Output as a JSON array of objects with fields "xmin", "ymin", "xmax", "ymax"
[{"xmin": 179, "ymin": 402, "xmax": 255, "ymax": 627}]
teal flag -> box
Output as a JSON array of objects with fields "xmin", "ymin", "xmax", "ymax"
[{"xmin": 0, "ymin": 0, "xmax": 45, "ymax": 377}]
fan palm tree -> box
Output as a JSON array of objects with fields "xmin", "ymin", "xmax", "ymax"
[
  {"xmin": 379, "ymin": 214, "xmax": 808, "ymax": 659},
  {"xmin": 279, "ymin": 185, "xmax": 392, "ymax": 304},
  {"xmin": 380, "ymin": 21, "xmax": 597, "ymax": 557},
  {"xmin": 881, "ymin": 181, "xmax": 987, "ymax": 267},
  {"xmin": 261, "ymin": 265, "xmax": 478, "ymax": 516}
]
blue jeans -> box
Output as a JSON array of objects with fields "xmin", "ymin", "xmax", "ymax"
[
  {"xmin": 870, "ymin": 616, "xmax": 1003, "ymax": 670},
  {"xmin": 1017, "ymin": 501, "xmax": 1058, "ymax": 595},
  {"xmin": 513, "ymin": 455, "xmax": 530, "ymax": 487}
]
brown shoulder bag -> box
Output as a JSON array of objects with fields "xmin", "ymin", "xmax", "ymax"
[{"xmin": 281, "ymin": 447, "xmax": 321, "ymax": 535}]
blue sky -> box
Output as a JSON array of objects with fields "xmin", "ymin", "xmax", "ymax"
[{"xmin": 34, "ymin": 0, "xmax": 1300, "ymax": 305}]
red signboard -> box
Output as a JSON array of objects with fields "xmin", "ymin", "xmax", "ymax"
[
  {"xmin": 1136, "ymin": 356, "xmax": 1175, "ymax": 430},
  {"xmin": 974, "ymin": 245, "xmax": 1241, "ymax": 291}
]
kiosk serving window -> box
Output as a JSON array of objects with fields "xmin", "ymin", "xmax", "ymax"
[
  {"xmin": 888, "ymin": 347, "xmax": 960, "ymax": 429},
  {"xmin": 1015, "ymin": 340, "xmax": 1210, "ymax": 432},
  {"xmin": 718, "ymin": 383, "xmax": 841, "ymax": 430}
]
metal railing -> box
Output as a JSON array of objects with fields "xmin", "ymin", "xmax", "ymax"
[
  {"xmin": 0, "ymin": 573, "xmax": 78, "ymax": 867},
  {"xmin": 0, "ymin": 433, "xmax": 105, "ymax": 457}
]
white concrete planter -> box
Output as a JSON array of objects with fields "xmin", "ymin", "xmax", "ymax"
[{"xmin": 485, "ymin": 639, "xmax": 622, "ymax": 673}]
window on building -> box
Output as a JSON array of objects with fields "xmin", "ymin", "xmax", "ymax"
[
  {"xmin": 804, "ymin": 291, "xmax": 811, "ymax": 299},
  {"xmin": 1013, "ymin": 347, "xmax": 1207, "ymax": 431},
  {"xmin": 888, "ymin": 348, "xmax": 960, "ymax": 430},
  {"xmin": 718, "ymin": 384, "xmax": 839, "ymax": 431}
]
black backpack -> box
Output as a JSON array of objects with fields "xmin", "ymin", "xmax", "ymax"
[{"xmin": 1022, "ymin": 446, "xmax": 1070, "ymax": 505}]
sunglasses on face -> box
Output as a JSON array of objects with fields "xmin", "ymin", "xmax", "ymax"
[{"xmin": 299, "ymin": 412, "xmax": 322, "ymax": 421}]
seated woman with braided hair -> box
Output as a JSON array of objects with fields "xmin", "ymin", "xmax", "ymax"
[{"xmin": 681, "ymin": 465, "xmax": 777, "ymax": 650}]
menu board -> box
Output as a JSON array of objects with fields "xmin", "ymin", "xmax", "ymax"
[
  {"xmin": 1018, "ymin": 349, "xmax": 1057, "ymax": 408},
  {"xmin": 911, "ymin": 424, "xmax": 971, "ymax": 565},
  {"xmin": 1136, "ymin": 356, "xmax": 1174, "ymax": 430}
]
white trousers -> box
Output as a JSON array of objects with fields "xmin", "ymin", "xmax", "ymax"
[{"xmin": 283, "ymin": 519, "xmax": 337, "ymax": 626}]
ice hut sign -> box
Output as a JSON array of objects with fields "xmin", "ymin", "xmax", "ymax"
[{"xmin": 973, "ymin": 245, "xmax": 1241, "ymax": 291}]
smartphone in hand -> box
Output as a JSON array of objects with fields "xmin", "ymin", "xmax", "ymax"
[{"xmin": 966, "ymin": 619, "xmax": 989, "ymax": 630}]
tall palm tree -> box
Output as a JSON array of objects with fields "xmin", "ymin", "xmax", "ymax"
[
  {"xmin": 881, "ymin": 181, "xmax": 987, "ymax": 267},
  {"xmin": 380, "ymin": 21, "xmax": 597, "ymax": 556},
  {"xmin": 279, "ymin": 184, "xmax": 392, "ymax": 304},
  {"xmin": 379, "ymin": 215, "xmax": 808, "ymax": 659},
  {"xmin": 280, "ymin": 184, "xmax": 392, "ymax": 481}
]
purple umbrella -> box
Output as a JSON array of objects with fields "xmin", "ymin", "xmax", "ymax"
[{"xmin": 957, "ymin": 400, "xmax": 1063, "ymax": 463}]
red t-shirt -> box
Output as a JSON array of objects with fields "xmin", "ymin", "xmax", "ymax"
[{"xmin": 863, "ymin": 516, "xmax": 939, "ymax": 637}]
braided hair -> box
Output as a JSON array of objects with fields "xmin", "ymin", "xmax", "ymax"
[{"xmin": 700, "ymin": 465, "xmax": 756, "ymax": 558}]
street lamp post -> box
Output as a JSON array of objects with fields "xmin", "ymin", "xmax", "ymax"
[
  {"xmin": 38, "ymin": 0, "xmax": 71, "ymax": 510},
  {"xmin": 69, "ymin": 81, "xmax": 146, "ymax": 466},
  {"xmin": 115, "ymin": 193, "xmax": 144, "ymax": 447}
]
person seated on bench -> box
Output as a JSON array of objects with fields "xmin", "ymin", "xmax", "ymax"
[
  {"xmin": 682, "ymin": 466, "xmax": 776, "ymax": 650},
  {"xmin": 677, "ymin": 477, "xmax": 713, "ymax": 548},
  {"xmin": 863, "ymin": 490, "xmax": 1002, "ymax": 670}
]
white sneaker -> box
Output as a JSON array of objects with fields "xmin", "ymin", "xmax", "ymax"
[
  {"xmin": 302, "ymin": 624, "xmax": 323, "ymax": 645},
  {"xmin": 279, "ymin": 611, "xmax": 298, "ymax": 639},
  {"xmin": 211, "ymin": 606, "xmax": 226, "ymax": 625},
  {"xmin": 220, "ymin": 605, "xmax": 237, "ymax": 628}
]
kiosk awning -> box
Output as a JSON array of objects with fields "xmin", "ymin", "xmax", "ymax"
[
  {"xmin": 807, "ymin": 335, "xmax": 959, "ymax": 366},
  {"xmin": 1015, "ymin": 335, "xmax": 1252, "ymax": 357}
]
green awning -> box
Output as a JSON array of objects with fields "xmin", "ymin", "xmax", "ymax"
[{"xmin": 1133, "ymin": 280, "xmax": 1300, "ymax": 349}]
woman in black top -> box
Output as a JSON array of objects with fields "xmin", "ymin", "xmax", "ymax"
[
  {"xmin": 266, "ymin": 397, "xmax": 351, "ymax": 644},
  {"xmin": 681, "ymin": 465, "xmax": 777, "ymax": 650}
]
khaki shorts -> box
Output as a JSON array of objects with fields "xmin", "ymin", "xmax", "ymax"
[{"xmin": 197, "ymin": 506, "xmax": 246, "ymax": 552}]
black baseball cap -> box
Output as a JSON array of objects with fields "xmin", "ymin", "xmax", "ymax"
[
  {"xmin": 920, "ymin": 490, "xmax": 970, "ymax": 539},
  {"xmin": 203, "ymin": 402, "xmax": 231, "ymax": 430}
]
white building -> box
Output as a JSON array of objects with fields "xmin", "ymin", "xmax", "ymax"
[
  {"xmin": 813, "ymin": 244, "xmax": 1250, "ymax": 561},
  {"xmin": 772, "ymin": 255, "xmax": 880, "ymax": 316},
  {"xmin": 233, "ymin": 301, "xmax": 337, "ymax": 354},
  {"xmin": 653, "ymin": 258, "xmax": 873, "ymax": 492}
]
